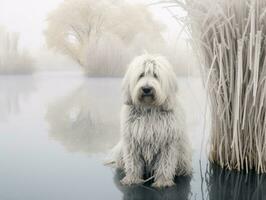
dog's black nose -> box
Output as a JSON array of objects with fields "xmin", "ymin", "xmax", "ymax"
[{"xmin": 142, "ymin": 87, "xmax": 152, "ymax": 94}]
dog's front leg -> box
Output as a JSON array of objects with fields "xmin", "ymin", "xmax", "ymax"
[
  {"xmin": 152, "ymin": 144, "xmax": 177, "ymax": 188},
  {"xmin": 121, "ymin": 143, "xmax": 144, "ymax": 186}
]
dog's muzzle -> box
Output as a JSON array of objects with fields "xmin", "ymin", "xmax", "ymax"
[
  {"xmin": 139, "ymin": 86, "xmax": 155, "ymax": 103},
  {"xmin": 142, "ymin": 86, "xmax": 153, "ymax": 96}
]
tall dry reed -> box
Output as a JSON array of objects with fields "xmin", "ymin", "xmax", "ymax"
[{"xmin": 171, "ymin": 0, "xmax": 266, "ymax": 173}]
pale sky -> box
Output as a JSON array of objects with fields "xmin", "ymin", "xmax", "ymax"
[
  {"xmin": 0, "ymin": 0, "xmax": 186, "ymax": 50},
  {"xmin": 0, "ymin": 0, "xmax": 64, "ymax": 49}
]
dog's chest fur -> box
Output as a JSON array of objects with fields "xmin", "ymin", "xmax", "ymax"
[{"xmin": 124, "ymin": 106, "xmax": 178, "ymax": 165}]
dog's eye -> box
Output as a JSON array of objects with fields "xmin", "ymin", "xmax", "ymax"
[
  {"xmin": 139, "ymin": 72, "xmax": 145, "ymax": 79},
  {"xmin": 153, "ymin": 73, "xmax": 158, "ymax": 79}
]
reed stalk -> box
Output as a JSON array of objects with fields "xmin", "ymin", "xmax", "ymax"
[{"xmin": 171, "ymin": 0, "xmax": 266, "ymax": 173}]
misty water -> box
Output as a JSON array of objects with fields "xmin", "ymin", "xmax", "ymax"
[{"xmin": 0, "ymin": 72, "xmax": 266, "ymax": 200}]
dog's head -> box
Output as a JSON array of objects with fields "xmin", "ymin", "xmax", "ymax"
[{"xmin": 122, "ymin": 54, "xmax": 178, "ymax": 110}]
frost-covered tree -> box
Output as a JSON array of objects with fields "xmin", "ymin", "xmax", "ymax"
[
  {"xmin": 44, "ymin": 0, "xmax": 165, "ymax": 76},
  {"xmin": 0, "ymin": 27, "xmax": 34, "ymax": 74}
]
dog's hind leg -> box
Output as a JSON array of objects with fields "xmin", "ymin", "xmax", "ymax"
[
  {"xmin": 113, "ymin": 141, "xmax": 125, "ymax": 169},
  {"xmin": 176, "ymin": 133, "xmax": 193, "ymax": 176},
  {"xmin": 104, "ymin": 141, "xmax": 124, "ymax": 169}
]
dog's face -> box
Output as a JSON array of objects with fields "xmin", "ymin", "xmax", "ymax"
[
  {"xmin": 122, "ymin": 54, "xmax": 178, "ymax": 109},
  {"xmin": 131, "ymin": 60, "xmax": 164, "ymax": 106}
]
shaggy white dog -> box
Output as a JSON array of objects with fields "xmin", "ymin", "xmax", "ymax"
[{"xmin": 111, "ymin": 54, "xmax": 192, "ymax": 188}]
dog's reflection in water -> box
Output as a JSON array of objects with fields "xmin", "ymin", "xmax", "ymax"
[{"xmin": 114, "ymin": 169, "xmax": 191, "ymax": 200}]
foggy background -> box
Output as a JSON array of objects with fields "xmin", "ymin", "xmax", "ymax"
[
  {"xmin": 0, "ymin": 0, "xmax": 197, "ymax": 75},
  {"xmin": 2, "ymin": 1, "xmax": 266, "ymax": 200}
]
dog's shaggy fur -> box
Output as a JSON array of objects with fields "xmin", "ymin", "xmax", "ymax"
[{"xmin": 111, "ymin": 54, "xmax": 192, "ymax": 188}]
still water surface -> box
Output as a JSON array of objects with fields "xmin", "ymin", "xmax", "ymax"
[{"xmin": 0, "ymin": 72, "xmax": 265, "ymax": 200}]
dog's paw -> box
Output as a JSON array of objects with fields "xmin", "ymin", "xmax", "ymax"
[
  {"xmin": 152, "ymin": 179, "xmax": 175, "ymax": 188},
  {"xmin": 120, "ymin": 176, "xmax": 144, "ymax": 186}
]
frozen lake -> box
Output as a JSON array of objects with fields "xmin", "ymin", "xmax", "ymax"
[{"xmin": 0, "ymin": 72, "xmax": 266, "ymax": 200}]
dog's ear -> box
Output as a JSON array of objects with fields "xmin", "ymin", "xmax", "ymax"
[
  {"xmin": 170, "ymin": 73, "xmax": 178, "ymax": 93},
  {"xmin": 121, "ymin": 71, "xmax": 133, "ymax": 105},
  {"xmin": 162, "ymin": 72, "xmax": 178, "ymax": 111},
  {"xmin": 162, "ymin": 94, "xmax": 177, "ymax": 111},
  {"xmin": 156, "ymin": 55, "xmax": 178, "ymax": 94}
]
